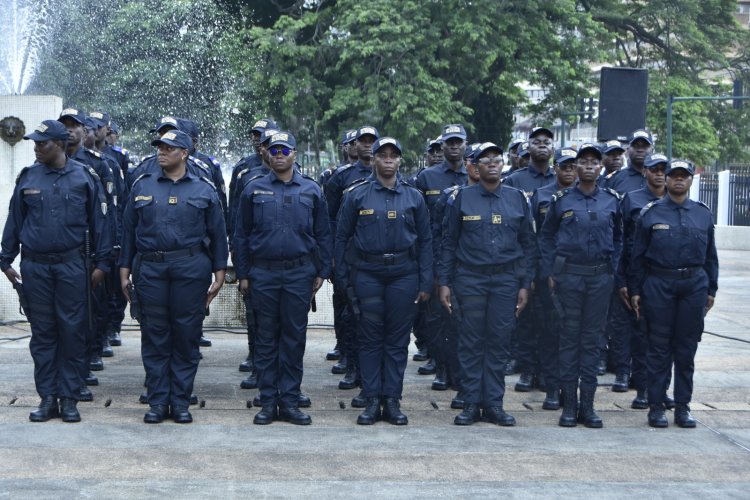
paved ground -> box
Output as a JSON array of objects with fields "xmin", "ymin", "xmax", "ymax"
[{"xmin": 0, "ymin": 249, "xmax": 748, "ymax": 498}]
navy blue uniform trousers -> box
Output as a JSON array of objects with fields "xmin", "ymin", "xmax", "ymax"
[
  {"xmin": 137, "ymin": 253, "xmax": 211, "ymax": 409},
  {"xmin": 22, "ymin": 258, "xmax": 88, "ymax": 400},
  {"xmin": 454, "ymin": 267, "xmax": 518, "ymax": 407},
  {"xmin": 643, "ymin": 272, "xmax": 707, "ymax": 405},
  {"xmin": 354, "ymin": 261, "xmax": 418, "ymax": 399},
  {"xmin": 250, "ymin": 262, "xmax": 316, "ymax": 408}
]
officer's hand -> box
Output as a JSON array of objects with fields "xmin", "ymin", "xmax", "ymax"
[
  {"xmin": 313, "ymin": 277, "xmax": 324, "ymax": 294},
  {"xmin": 121, "ymin": 278, "xmax": 131, "ymax": 303},
  {"xmin": 438, "ymin": 286, "xmax": 452, "ymax": 314},
  {"xmin": 547, "ymin": 276, "xmax": 556, "ymax": 292},
  {"xmin": 3, "ymin": 267, "xmax": 21, "ymax": 285},
  {"xmin": 705, "ymin": 295, "xmax": 715, "ymax": 315},
  {"xmin": 619, "ymin": 287, "xmax": 632, "ymax": 311},
  {"xmin": 414, "ymin": 291, "xmax": 430, "ymax": 304},
  {"xmin": 631, "ymin": 295, "xmax": 641, "ymax": 321},
  {"xmin": 516, "ymin": 288, "xmax": 529, "ymax": 317},
  {"xmin": 91, "ymin": 268, "xmax": 105, "ymax": 289},
  {"xmin": 239, "ymin": 279, "xmax": 250, "ymax": 297},
  {"xmin": 206, "ymin": 270, "xmax": 226, "ymax": 307}
]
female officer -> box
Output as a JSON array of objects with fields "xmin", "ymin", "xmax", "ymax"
[
  {"xmin": 119, "ymin": 129, "xmax": 228, "ymax": 424},
  {"xmin": 629, "ymin": 159, "xmax": 718, "ymax": 428},
  {"xmin": 335, "ymin": 137, "xmax": 432, "ymax": 426}
]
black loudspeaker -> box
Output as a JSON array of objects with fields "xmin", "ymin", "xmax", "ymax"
[{"xmin": 597, "ymin": 67, "xmax": 649, "ymax": 142}]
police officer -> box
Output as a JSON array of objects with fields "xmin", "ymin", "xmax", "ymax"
[
  {"xmin": 528, "ymin": 147, "xmax": 578, "ymax": 410},
  {"xmin": 425, "ymin": 137, "xmax": 444, "ymax": 167},
  {"xmin": 335, "ymin": 137, "xmax": 432, "ymax": 425},
  {"xmin": 325, "ymin": 125, "xmax": 379, "ymax": 391},
  {"xmin": 414, "ymin": 124, "xmax": 469, "ymax": 379},
  {"xmin": 516, "ymin": 141, "xmax": 530, "ymax": 171},
  {"xmin": 120, "ymin": 129, "xmax": 228, "ymax": 424},
  {"xmin": 58, "ymin": 108, "xmax": 118, "ymax": 394},
  {"xmin": 234, "ymin": 131, "xmax": 332, "ymax": 425},
  {"xmin": 439, "ymin": 142, "xmax": 535, "ymax": 426},
  {"xmin": 503, "ymin": 139, "xmax": 524, "ymax": 179},
  {"xmin": 1, "ymin": 120, "xmax": 111, "ymax": 423},
  {"xmin": 540, "ymin": 143, "xmax": 623, "ymax": 428},
  {"xmin": 504, "ymin": 127, "xmax": 556, "ymax": 199},
  {"xmin": 611, "ymin": 153, "xmax": 668, "ymax": 404},
  {"xmin": 605, "ymin": 129, "xmax": 652, "ymax": 194},
  {"xmin": 598, "ymin": 140, "xmax": 625, "ymax": 187},
  {"xmin": 629, "ymin": 159, "xmax": 718, "ymax": 428}
]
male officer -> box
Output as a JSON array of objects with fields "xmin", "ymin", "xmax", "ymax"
[
  {"xmin": 629, "ymin": 159, "xmax": 718, "ymax": 429},
  {"xmin": 598, "ymin": 140, "xmax": 625, "ymax": 187},
  {"xmin": 504, "ymin": 127, "xmax": 556, "ymax": 199},
  {"xmin": 516, "ymin": 141, "xmax": 530, "ymax": 171},
  {"xmin": 234, "ymin": 131, "xmax": 332, "ymax": 425},
  {"xmin": 540, "ymin": 143, "xmax": 622, "ymax": 428},
  {"xmin": 425, "ymin": 137, "xmax": 444, "ymax": 167},
  {"xmin": 325, "ymin": 125, "xmax": 379, "ymax": 390},
  {"xmin": 528, "ymin": 147, "xmax": 578, "ymax": 409},
  {"xmin": 58, "ymin": 108, "xmax": 118, "ymax": 393},
  {"xmin": 613, "ymin": 153, "xmax": 667, "ymax": 409},
  {"xmin": 439, "ymin": 142, "xmax": 535, "ymax": 426},
  {"xmin": 605, "ymin": 129, "xmax": 652, "ymax": 194},
  {"xmin": 414, "ymin": 124, "xmax": 468, "ymax": 378},
  {"xmin": 1, "ymin": 120, "xmax": 111, "ymax": 423}
]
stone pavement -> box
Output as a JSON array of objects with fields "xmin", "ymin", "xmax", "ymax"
[{"xmin": 0, "ymin": 250, "xmax": 748, "ymax": 498}]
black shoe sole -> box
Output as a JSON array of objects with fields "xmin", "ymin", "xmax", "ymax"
[
  {"xmin": 542, "ymin": 402, "xmax": 560, "ymax": 410},
  {"xmin": 331, "ymin": 365, "xmax": 348, "ymax": 375},
  {"xmin": 109, "ymin": 339, "xmax": 122, "ymax": 347},
  {"xmin": 417, "ymin": 368, "xmax": 436, "ymax": 375},
  {"xmin": 431, "ymin": 383, "xmax": 449, "ymax": 391},
  {"xmin": 514, "ymin": 385, "xmax": 532, "ymax": 393},
  {"xmin": 326, "ymin": 352, "xmax": 341, "ymax": 361},
  {"xmin": 101, "ymin": 350, "xmax": 114, "ymax": 358},
  {"xmin": 338, "ymin": 381, "xmax": 360, "ymax": 390},
  {"xmin": 90, "ymin": 364, "xmax": 104, "ymax": 372},
  {"xmin": 62, "ymin": 414, "xmax": 81, "ymax": 423},
  {"xmin": 612, "ymin": 385, "xmax": 629, "ymax": 393},
  {"xmin": 649, "ymin": 420, "xmax": 669, "ymax": 428},
  {"xmin": 239, "ymin": 363, "xmax": 252, "ymax": 372}
]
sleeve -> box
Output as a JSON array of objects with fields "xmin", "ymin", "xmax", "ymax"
[
  {"xmin": 538, "ymin": 198, "xmax": 561, "ymax": 279},
  {"xmin": 611, "ymin": 200, "xmax": 624, "ymax": 280},
  {"xmin": 0, "ymin": 184, "xmax": 24, "ymax": 271},
  {"xmin": 517, "ymin": 195, "xmax": 537, "ymax": 289},
  {"xmin": 334, "ymin": 189, "xmax": 358, "ymax": 287},
  {"xmin": 627, "ymin": 216, "xmax": 650, "ymax": 297},
  {"xmin": 705, "ymin": 222, "xmax": 719, "ymax": 297},
  {"xmin": 615, "ymin": 195, "xmax": 632, "ymax": 289},
  {"xmin": 205, "ymin": 189, "xmax": 229, "ymax": 271},
  {"xmin": 313, "ymin": 189, "xmax": 333, "ymax": 279},
  {"xmin": 438, "ymin": 193, "xmax": 460, "ymax": 287},
  {"xmin": 430, "ymin": 192, "xmax": 448, "ymax": 274},
  {"xmin": 88, "ymin": 175, "xmax": 113, "ymax": 273},
  {"xmin": 227, "ymin": 161, "xmax": 244, "ymax": 242},
  {"xmin": 232, "ymin": 186, "xmax": 253, "ymax": 280},
  {"xmin": 414, "ymin": 195, "xmax": 433, "ymax": 293},
  {"xmin": 118, "ymin": 192, "xmax": 137, "ymax": 269},
  {"xmin": 211, "ymin": 165, "xmax": 228, "ymax": 231},
  {"xmin": 324, "ymin": 172, "xmax": 343, "ymax": 232}
]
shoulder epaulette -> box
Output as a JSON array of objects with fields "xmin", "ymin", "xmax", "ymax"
[
  {"xmin": 200, "ymin": 176, "xmax": 216, "ymax": 189},
  {"xmin": 190, "ymin": 156, "xmax": 210, "ymax": 172},
  {"xmin": 236, "ymin": 167, "xmax": 250, "ymax": 180},
  {"xmin": 112, "ymin": 145, "xmax": 129, "ymax": 155},
  {"xmin": 344, "ymin": 178, "xmax": 369, "ymax": 193},
  {"xmin": 443, "ymin": 184, "xmax": 461, "ymax": 195},
  {"xmin": 85, "ymin": 166, "xmax": 101, "ymax": 181},
  {"xmin": 551, "ymin": 188, "xmax": 571, "ymax": 203},
  {"xmin": 15, "ymin": 166, "xmax": 31, "ymax": 185},
  {"xmin": 639, "ymin": 200, "xmax": 656, "ymax": 217},
  {"xmin": 137, "ymin": 154, "xmax": 156, "ymax": 167},
  {"xmin": 603, "ymin": 187, "xmax": 621, "ymax": 200},
  {"xmin": 132, "ymin": 173, "xmax": 150, "ymax": 187},
  {"xmin": 336, "ymin": 164, "xmax": 354, "ymax": 175},
  {"xmin": 208, "ymin": 156, "xmax": 221, "ymax": 167},
  {"xmin": 300, "ymin": 172, "xmax": 319, "ymax": 184},
  {"xmin": 446, "ymin": 186, "xmax": 462, "ymax": 206},
  {"xmin": 605, "ymin": 171, "xmax": 616, "ymax": 179},
  {"xmin": 85, "ymin": 148, "xmax": 102, "ymax": 158},
  {"xmin": 697, "ymin": 200, "xmax": 711, "ymax": 211}
]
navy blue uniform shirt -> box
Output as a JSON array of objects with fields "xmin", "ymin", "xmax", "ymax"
[
  {"xmin": 325, "ymin": 160, "xmax": 373, "ymax": 228},
  {"xmin": 119, "ymin": 170, "xmax": 228, "ymax": 272},
  {"xmin": 539, "ymin": 185, "xmax": 623, "ymax": 279},
  {"xmin": 605, "ymin": 166, "xmax": 646, "ymax": 194},
  {"xmin": 414, "ymin": 160, "xmax": 467, "ymax": 211},
  {"xmin": 628, "ymin": 196, "xmax": 718, "ymax": 297},
  {"xmin": 72, "ymin": 147, "xmax": 119, "ymax": 247},
  {"xmin": 233, "ymin": 170, "xmax": 333, "ymax": 280},
  {"xmin": 439, "ymin": 183, "xmax": 536, "ymax": 289},
  {"xmin": 335, "ymin": 175, "xmax": 433, "ymax": 293},
  {"xmin": 430, "ymin": 184, "xmax": 464, "ymax": 273},
  {"xmin": 1, "ymin": 159, "xmax": 112, "ymax": 272},
  {"xmin": 617, "ymin": 187, "xmax": 664, "ymax": 288},
  {"xmin": 529, "ymin": 182, "xmax": 562, "ymax": 234},
  {"xmin": 503, "ymin": 165, "xmax": 556, "ymax": 199}
]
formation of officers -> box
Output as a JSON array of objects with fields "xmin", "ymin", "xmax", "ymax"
[{"xmin": 0, "ymin": 109, "xmax": 718, "ymax": 430}]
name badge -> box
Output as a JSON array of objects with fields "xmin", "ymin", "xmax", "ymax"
[
  {"xmin": 539, "ymin": 207, "xmax": 548, "ymax": 214},
  {"xmin": 492, "ymin": 214, "xmax": 502, "ymax": 224},
  {"xmin": 653, "ymin": 224, "xmax": 669, "ymax": 230},
  {"xmin": 463, "ymin": 215, "xmax": 481, "ymax": 221},
  {"xmin": 135, "ymin": 195, "xmax": 152, "ymax": 202},
  {"xmin": 359, "ymin": 209, "xmax": 374, "ymax": 215},
  {"xmin": 387, "ymin": 211, "xmax": 397, "ymax": 219},
  {"xmin": 562, "ymin": 210, "xmax": 573, "ymax": 219},
  {"xmin": 23, "ymin": 189, "xmax": 41, "ymax": 195},
  {"xmin": 168, "ymin": 196, "xmax": 178, "ymax": 205},
  {"xmin": 425, "ymin": 190, "xmax": 441, "ymax": 196}
]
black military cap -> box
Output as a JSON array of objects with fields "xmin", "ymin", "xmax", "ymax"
[
  {"xmin": 58, "ymin": 107, "xmax": 87, "ymax": 125},
  {"xmin": 666, "ymin": 159, "xmax": 695, "ymax": 176},
  {"xmin": 644, "ymin": 153, "xmax": 668, "ymax": 169},
  {"xmin": 576, "ymin": 142, "xmax": 602, "ymax": 159},
  {"xmin": 356, "ymin": 126, "xmax": 379, "ymax": 141},
  {"xmin": 529, "ymin": 127, "xmax": 554, "ymax": 139},
  {"xmin": 268, "ymin": 131, "xmax": 296, "ymax": 149},
  {"xmin": 251, "ymin": 118, "xmax": 278, "ymax": 134},
  {"xmin": 151, "ymin": 129, "xmax": 193, "ymax": 150},
  {"xmin": 629, "ymin": 129, "xmax": 654, "ymax": 145},
  {"xmin": 372, "ymin": 137, "xmax": 402, "ymax": 156},
  {"xmin": 602, "ymin": 139, "xmax": 625, "ymax": 154},
  {"xmin": 150, "ymin": 116, "xmax": 180, "ymax": 134},
  {"xmin": 24, "ymin": 120, "xmax": 70, "ymax": 141},
  {"xmin": 89, "ymin": 111, "xmax": 111, "ymax": 128},
  {"xmin": 554, "ymin": 147, "xmax": 578, "ymax": 164},
  {"xmin": 442, "ymin": 124, "xmax": 467, "ymax": 141},
  {"xmin": 472, "ymin": 142, "xmax": 503, "ymax": 161}
]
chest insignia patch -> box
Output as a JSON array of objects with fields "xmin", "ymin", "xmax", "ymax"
[
  {"xmin": 463, "ymin": 215, "xmax": 481, "ymax": 221},
  {"xmin": 425, "ymin": 190, "xmax": 441, "ymax": 195},
  {"xmin": 135, "ymin": 195, "xmax": 152, "ymax": 202},
  {"xmin": 653, "ymin": 224, "xmax": 669, "ymax": 230},
  {"xmin": 23, "ymin": 189, "xmax": 41, "ymax": 195},
  {"xmin": 562, "ymin": 210, "xmax": 574, "ymax": 219},
  {"xmin": 387, "ymin": 211, "xmax": 397, "ymax": 219},
  {"xmin": 359, "ymin": 209, "xmax": 374, "ymax": 215},
  {"xmin": 168, "ymin": 196, "xmax": 178, "ymax": 205},
  {"xmin": 492, "ymin": 214, "xmax": 502, "ymax": 224}
]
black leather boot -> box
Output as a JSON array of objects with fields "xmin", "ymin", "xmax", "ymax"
[
  {"xmin": 674, "ymin": 403, "xmax": 697, "ymax": 428},
  {"xmin": 482, "ymin": 405, "xmax": 516, "ymax": 426},
  {"xmin": 382, "ymin": 397, "xmax": 408, "ymax": 425},
  {"xmin": 357, "ymin": 397, "xmax": 382, "ymax": 425},
  {"xmin": 331, "ymin": 354, "xmax": 349, "ymax": 374},
  {"xmin": 417, "ymin": 358, "xmax": 436, "ymax": 375},
  {"xmin": 240, "ymin": 369, "xmax": 258, "ymax": 389},
  {"xmin": 29, "ymin": 396, "xmax": 59, "ymax": 422},
  {"xmin": 514, "ymin": 372, "xmax": 534, "ymax": 392},
  {"xmin": 648, "ymin": 403, "xmax": 668, "ymax": 428},
  {"xmin": 60, "ymin": 397, "xmax": 81, "ymax": 423},
  {"xmin": 326, "ymin": 343, "xmax": 341, "ymax": 361},
  {"xmin": 413, "ymin": 348, "xmax": 429, "ymax": 362},
  {"xmin": 144, "ymin": 405, "xmax": 168, "ymax": 424},
  {"xmin": 454, "ymin": 403, "xmax": 480, "ymax": 425},
  {"xmin": 431, "ymin": 363, "xmax": 449, "ymax": 391},
  {"xmin": 278, "ymin": 406, "xmax": 311, "ymax": 425},
  {"xmin": 578, "ymin": 390, "xmax": 603, "ymax": 428},
  {"xmin": 631, "ymin": 389, "xmax": 648, "ymax": 409},
  {"xmin": 239, "ymin": 349, "xmax": 254, "ymax": 372},
  {"xmin": 254, "ymin": 404, "xmax": 277, "ymax": 425},
  {"xmin": 338, "ymin": 364, "xmax": 360, "ymax": 390},
  {"xmin": 351, "ymin": 390, "xmax": 367, "ymax": 408},
  {"xmin": 101, "ymin": 337, "xmax": 114, "ymax": 358},
  {"xmin": 612, "ymin": 373, "xmax": 629, "ymax": 392},
  {"xmin": 558, "ymin": 384, "xmax": 578, "ymax": 427},
  {"xmin": 542, "ymin": 388, "xmax": 560, "ymax": 410}
]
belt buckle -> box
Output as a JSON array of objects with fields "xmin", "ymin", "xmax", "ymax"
[
  {"xmin": 677, "ymin": 267, "xmax": 688, "ymax": 278},
  {"xmin": 155, "ymin": 251, "xmax": 165, "ymax": 262},
  {"xmin": 383, "ymin": 253, "xmax": 395, "ymax": 265}
]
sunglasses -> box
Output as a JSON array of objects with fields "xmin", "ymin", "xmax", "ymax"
[
  {"xmin": 476, "ymin": 156, "xmax": 503, "ymax": 166},
  {"xmin": 269, "ymin": 147, "xmax": 293, "ymax": 157}
]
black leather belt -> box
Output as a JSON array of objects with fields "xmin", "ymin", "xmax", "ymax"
[
  {"xmin": 564, "ymin": 262, "xmax": 611, "ymax": 276},
  {"xmin": 358, "ymin": 250, "xmax": 411, "ymax": 265},
  {"xmin": 140, "ymin": 244, "xmax": 203, "ymax": 262},
  {"xmin": 459, "ymin": 260, "xmax": 519, "ymax": 274},
  {"xmin": 22, "ymin": 247, "xmax": 82, "ymax": 264},
  {"xmin": 648, "ymin": 265, "xmax": 701, "ymax": 279},
  {"xmin": 251, "ymin": 255, "xmax": 310, "ymax": 270}
]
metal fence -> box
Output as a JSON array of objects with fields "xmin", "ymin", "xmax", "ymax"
[
  {"xmin": 729, "ymin": 173, "xmax": 750, "ymax": 226},
  {"xmin": 699, "ymin": 173, "xmax": 719, "ymax": 224}
]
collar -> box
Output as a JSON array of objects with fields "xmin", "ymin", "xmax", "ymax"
[
  {"xmin": 528, "ymin": 164, "xmax": 554, "ymax": 177},
  {"xmin": 478, "ymin": 182, "xmax": 502, "ymax": 198},
  {"xmin": 572, "ymin": 184, "xmax": 600, "ymax": 199},
  {"xmin": 269, "ymin": 169, "xmax": 302, "ymax": 185},
  {"xmin": 157, "ymin": 169, "xmax": 195, "ymax": 183},
  {"xmin": 369, "ymin": 173, "xmax": 402, "ymax": 192},
  {"xmin": 44, "ymin": 158, "xmax": 78, "ymax": 175},
  {"xmin": 441, "ymin": 160, "xmax": 467, "ymax": 175},
  {"xmin": 664, "ymin": 195, "xmax": 692, "ymax": 210}
]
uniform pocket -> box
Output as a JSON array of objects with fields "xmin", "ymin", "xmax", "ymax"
[{"xmin": 65, "ymin": 193, "xmax": 87, "ymax": 226}]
